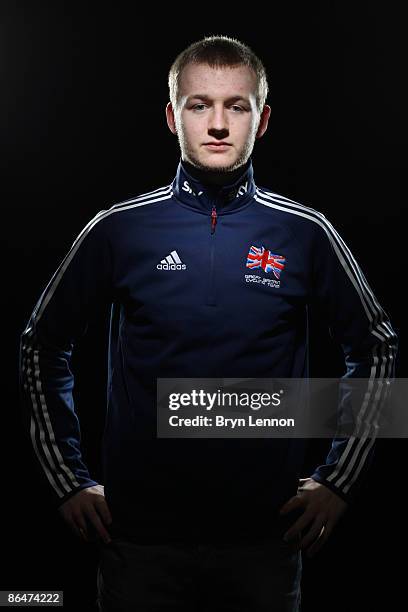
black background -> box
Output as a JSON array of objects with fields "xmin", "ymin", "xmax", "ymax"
[{"xmin": 3, "ymin": 2, "xmax": 406, "ymax": 610}]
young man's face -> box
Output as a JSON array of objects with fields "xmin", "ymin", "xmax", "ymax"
[{"xmin": 166, "ymin": 62, "xmax": 271, "ymax": 172}]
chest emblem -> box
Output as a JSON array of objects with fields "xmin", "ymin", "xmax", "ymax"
[
  {"xmin": 157, "ymin": 250, "xmax": 187, "ymax": 270},
  {"xmin": 246, "ymin": 245, "xmax": 286, "ymax": 279}
]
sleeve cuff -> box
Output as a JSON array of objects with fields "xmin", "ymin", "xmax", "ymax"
[
  {"xmin": 309, "ymin": 473, "xmax": 352, "ymax": 504},
  {"xmin": 54, "ymin": 480, "xmax": 99, "ymax": 509}
]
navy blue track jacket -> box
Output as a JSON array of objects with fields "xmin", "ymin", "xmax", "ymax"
[{"xmin": 19, "ymin": 157, "xmax": 398, "ymax": 541}]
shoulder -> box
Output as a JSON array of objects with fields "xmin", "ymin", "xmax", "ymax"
[
  {"xmin": 254, "ymin": 186, "xmax": 327, "ymax": 226},
  {"xmin": 107, "ymin": 183, "xmax": 173, "ymax": 212},
  {"xmin": 70, "ymin": 183, "xmax": 172, "ymax": 250},
  {"xmin": 89, "ymin": 183, "xmax": 173, "ymax": 229},
  {"xmin": 254, "ymin": 185, "xmax": 342, "ymax": 243}
]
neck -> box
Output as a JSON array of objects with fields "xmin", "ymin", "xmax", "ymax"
[{"xmin": 182, "ymin": 159, "xmax": 249, "ymax": 188}]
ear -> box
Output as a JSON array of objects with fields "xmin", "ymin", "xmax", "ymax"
[
  {"xmin": 255, "ymin": 104, "xmax": 271, "ymax": 139},
  {"xmin": 166, "ymin": 102, "xmax": 177, "ymax": 135}
]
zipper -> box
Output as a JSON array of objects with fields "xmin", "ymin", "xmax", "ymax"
[
  {"xmin": 211, "ymin": 205, "xmax": 217, "ymax": 234},
  {"xmin": 207, "ymin": 203, "xmax": 217, "ymax": 305}
]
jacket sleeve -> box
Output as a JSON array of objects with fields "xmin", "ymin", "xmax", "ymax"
[
  {"xmin": 19, "ymin": 210, "xmax": 114, "ymax": 509},
  {"xmin": 308, "ymin": 214, "xmax": 398, "ymax": 504}
]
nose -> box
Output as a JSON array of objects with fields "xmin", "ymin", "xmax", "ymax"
[{"xmin": 208, "ymin": 106, "xmax": 229, "ymax": 137}]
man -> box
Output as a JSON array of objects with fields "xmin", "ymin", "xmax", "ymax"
[{"xmin": 19, "ymin": 35, "xmax": 397, "ymax": 611}]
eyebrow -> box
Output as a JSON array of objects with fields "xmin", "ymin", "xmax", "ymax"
[{"xmin": 186, "ymin": 94, "xmax": 251, "ymax": 105}]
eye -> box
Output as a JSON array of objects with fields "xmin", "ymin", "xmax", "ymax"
[{"xmin": 191, "ymin": 103, "xmax": 245, "ymax": 112}]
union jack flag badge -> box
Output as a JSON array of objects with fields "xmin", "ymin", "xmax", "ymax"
[{"xmin": 246, "ymin": 245, "xmax": 286, "ymax": 279}]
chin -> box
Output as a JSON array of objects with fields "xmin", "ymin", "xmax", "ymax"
[
  {"xmin": 200, "ymin": 152, "xmax": 238, "ymax": 171},
  {"xmin": 183, "ymin": 146, "xmax": 241, "ymax": 173}
]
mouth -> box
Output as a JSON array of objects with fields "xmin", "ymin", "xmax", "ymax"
[{"xmin": 204, "ymin": 143, "xmax": 232, "ymax": 151}]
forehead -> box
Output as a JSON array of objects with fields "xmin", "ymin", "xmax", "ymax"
[{"xmin": 179, "ymin": 63, "xmax": 257, "ymax": 99}]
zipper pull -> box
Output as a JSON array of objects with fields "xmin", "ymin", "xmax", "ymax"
[{"xmin": 211, "ymin": 205, "xmax": 217, "ymax": 234}]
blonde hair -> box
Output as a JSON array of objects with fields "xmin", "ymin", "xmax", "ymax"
[{"xmin": 168, "ymin": 35, "xmax": 269, "ymax": 114}]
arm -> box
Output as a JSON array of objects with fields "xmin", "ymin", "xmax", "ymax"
[
  {"xmin": 308, "ymin": 215, "xmax": 398, "ymax": 502},
  {"xmin": 280, "ymin": 213, "xmax": 398, "ymax": 556},
  {"xmin": 19, "ymin": 210, "xmax": 114, "ymax": 539}
]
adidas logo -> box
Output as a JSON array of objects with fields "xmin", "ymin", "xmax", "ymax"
[{"xmin": 157, "ymin": 250, "xmax": 187, "ymax": 270}]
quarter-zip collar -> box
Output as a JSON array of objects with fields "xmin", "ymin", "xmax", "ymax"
[{"xmin": 171, "ymin": 156, "xmax": 256, "ymax": 214}]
